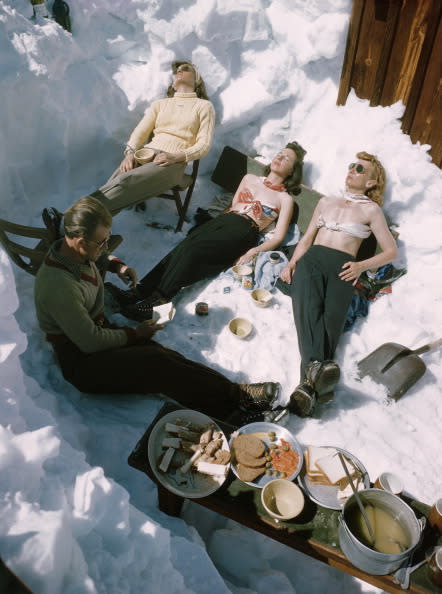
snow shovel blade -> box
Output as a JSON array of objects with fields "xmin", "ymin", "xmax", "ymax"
[{"xmin": 357, "ymin": 341, "xmax": 437, "ymax": 401}]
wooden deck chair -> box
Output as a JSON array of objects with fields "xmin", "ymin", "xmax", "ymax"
[
  {"xmin": 157, "ymin": 159, "xmax": 200, "ymax": 232},
  {"xmin": 0, "ymin": 218, "xmax": 50, "ymax": 276},
  {"xmin": 0, "ymin": 216, "xmax": 123, "ymax": 277}
]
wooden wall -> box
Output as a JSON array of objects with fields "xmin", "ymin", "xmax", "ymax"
[{"xmin": 337, "ymin": 0, "xmax": 441, "ymax": 167}]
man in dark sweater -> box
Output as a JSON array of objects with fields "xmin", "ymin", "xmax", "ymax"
[{"xmin": 34, "ymin": 196, "xmax": 283, "ymax": 422}]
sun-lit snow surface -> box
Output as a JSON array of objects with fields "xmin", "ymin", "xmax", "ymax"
[{"xmin": 1, "ymin": 1, "xmax": 441, "ymax": 593}]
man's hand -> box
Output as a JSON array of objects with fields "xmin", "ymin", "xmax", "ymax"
[
  {"xmin": 339, "ymin": 261, "xmax": 364, "ymax": 285},
  {"xmin": 153, "ymin": 151, "xmax": 185, "ymax": 167},
  {"xmin": 119, "ymin": 153, "xmax": 136, "ymax": 173},
  {"xmin": 117, "ymin": 265, "xmax": 138, "ymax": 289},
  {"xmin": 280, "ymin": 264, "xmax": 295, "ymax": 284},
  {"xmin": 135, "ymin": 320, "xmax": 164, "ymax": 340}
]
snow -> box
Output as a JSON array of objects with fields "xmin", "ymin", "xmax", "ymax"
[{"xmin": 1, "ymin": 1, "xmax": 441, "ymax": 593}]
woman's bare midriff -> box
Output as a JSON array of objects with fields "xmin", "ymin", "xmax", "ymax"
[{"xmin": 313, "ymin": 227, "xmax": 362, "ymax": 258}]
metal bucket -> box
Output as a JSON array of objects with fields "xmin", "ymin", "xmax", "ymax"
[{"xmin": 339, "ymin": 488, "xmax": 424, "ymax": 575}]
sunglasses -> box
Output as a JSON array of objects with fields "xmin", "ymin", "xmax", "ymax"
[
  {"xmin": 348, "ymin": 163, "xmax": 366, "ymax": 174},
  {"xmin": 173, "ymin": 64, "xmax": 193, "ymax": 74},
  {"xmin": 87, "ymin": 235, "xmax": 110, "ymax": 249}
]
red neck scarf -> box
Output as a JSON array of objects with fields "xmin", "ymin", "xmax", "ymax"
[{"xmin": 263, "ymin": 178, "xmax": 286, "ymax": 192}]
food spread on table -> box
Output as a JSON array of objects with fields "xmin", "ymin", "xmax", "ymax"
[
  {"xmin": 229, "ymin": 422, "xmax": 303, "ymax": 487},
  {"xmin": 299, "ymin": 445, "xmax": 369, "ymax": 509},
  {"xmin": 147, "ymin": 409, "xmax": 231, "ymax": 498},
  {"xmin": 158, "ymin": 418, "xmax": 231, "ymax": 477}
]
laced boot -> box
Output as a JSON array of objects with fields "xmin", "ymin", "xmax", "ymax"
[
  {"xmin": 305, "ymin": 360, "xmax": 340, "ymax": 396},
  {"xmin": 288, "ymin": 382, "xmax": 317, "ymax": 417},
  {"xmin": 104, "ymin": 282, "xmax": 141, "ymax": 308},
  {"xmin": 121, "ymin": 291, "xmax": 167, "ymax": 322},
  {"xmin": 238, "ymin": 382, "xmax": 281, "ymax": 412}
]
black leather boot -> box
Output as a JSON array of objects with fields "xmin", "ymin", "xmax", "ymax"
[
  {"xmin": 288, "ymin": 382, "xmax": 317, "ymax": 417},
  {"xmin": 305, "ymin": 360, "xmax": 340, "ymax": 396}
]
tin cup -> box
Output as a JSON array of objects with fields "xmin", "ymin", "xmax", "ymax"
[
  {"xmin": 428, "ymin": 498, "xmax": 442, "ymax": 533},
  {"xmin": 373, "ymin": 472, "xmax": 403, "ymax": 496},
  {"xmin": 195, "ymin": 302, "xmax": 208, "ymax": 315},
  {"xmin": 428, "ymin": 547, "xmax": 442, "ymax": 587}
]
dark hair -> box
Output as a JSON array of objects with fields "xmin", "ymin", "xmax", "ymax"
[
  {"xmin": 166, "ymin": 61, "xmax": 209, "ymax": 100},
  {"xmin": 64, "ymin": 196, "xmax": 112, "ymax": 240},
  {"xmin": 264, "ymin": 141, "xmax": 306, "ymax": 196}
]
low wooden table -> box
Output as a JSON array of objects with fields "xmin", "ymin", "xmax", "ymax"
[{"xmin": 128, "ymin": 403, "xmax": 440, "ymax": 594}]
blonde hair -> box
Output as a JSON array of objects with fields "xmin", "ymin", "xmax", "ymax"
[
  {"xmin": 64, "ymin": 196, "xmax": 112, "ymax": 239},
  {"xmin": 356, "ymin": 151, "xmax": 386, "ymax": 206}
]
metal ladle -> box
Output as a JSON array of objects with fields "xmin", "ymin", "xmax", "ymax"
[
  {"xmin": 338, "ymin": 453, "xmax": 407, "ymax": 552},
  {"xmin": 338, "ymin": 453, "xmax": 375, "ymax": 545}
]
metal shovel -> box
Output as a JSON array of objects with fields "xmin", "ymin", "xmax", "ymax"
[{"xmin": 357, "ymin": 338, "xmax": 442, "ymax": 401}]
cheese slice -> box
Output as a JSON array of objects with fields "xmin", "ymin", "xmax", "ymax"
[
  {"xmin": 158, "ymin": 447, "xmax": 175, "ymax": 472},
  {"xmin": 196, "ymin": 461, "xmax": 228, "ymax": 477}
]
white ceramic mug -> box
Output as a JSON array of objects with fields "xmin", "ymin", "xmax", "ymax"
[{"xmin": 374, "ymin": 472, "xmax": 403, "ymax": 496}]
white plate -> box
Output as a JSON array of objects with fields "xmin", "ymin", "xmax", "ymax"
[
  {"xmin": 147, "ymin": 409, "xmax": 230, "ymax": 498},
  {"xmin": 229, "ymin": 422, "xmax": 304, "ymax": 488},
  {"xmin": 297, "ymin": 446, "xmax": 370, "ymax": 510}
]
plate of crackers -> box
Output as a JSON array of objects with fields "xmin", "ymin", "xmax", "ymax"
[
  {"xmin": 297, "ymin": 445, "xmax": 370, "ymax": 510},
  {"xmin": 147, "ymin": 409, "xmax": 231, "ymax": 498},
  {"xmin": 229, "ymin": 422, "xmax": 304, "ymax": 488}
]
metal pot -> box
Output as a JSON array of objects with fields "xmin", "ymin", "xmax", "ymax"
[{"xmin": 339, "ymin": 488, "xmax": 425, "ymax": 575}]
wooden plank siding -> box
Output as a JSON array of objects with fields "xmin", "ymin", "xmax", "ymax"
[{"xmin": 337, "ymin": 0, "xmax": 442, "ymax": 167}]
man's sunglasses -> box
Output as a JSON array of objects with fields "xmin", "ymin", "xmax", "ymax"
[
  {"xmin": 87, "ymin": 235, "xmax": 110, "ymax": 249},
  {"xmin": 348, "ymin": 163, "xmax": 366, "ymax": 174}
]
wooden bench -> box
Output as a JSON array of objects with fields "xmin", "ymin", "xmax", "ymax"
[{"xmin": 128, "ymin": 402, "xmax": 440, "ymax": 594}]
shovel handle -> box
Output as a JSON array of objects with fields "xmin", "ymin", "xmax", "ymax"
[{"xmin": 413, "ymin": 338, "xmax": 442, "ymax": 356}]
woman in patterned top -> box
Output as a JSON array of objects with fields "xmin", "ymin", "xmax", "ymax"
[{"xmin": 107, "ymin": 141, "xmax": 306, "ymax": 321}]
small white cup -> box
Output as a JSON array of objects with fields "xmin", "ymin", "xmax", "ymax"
[
  {"xmin": 228, "ymin": 317, "xmax": 252, "ymax": 339},
  {"xmin": 231, "ymin": 264, "xmax": 253, "ymax": 281},
  {"xmin": 374, "ymin": 472, "xmax": 403, "ymax": 495},
  {"xmin": 261, "ymin": 479, "xmax": 304, "ymax": 521},
  {"xmin": 134, "ymin": 148, "xmax": 155, "ymax": 164}
]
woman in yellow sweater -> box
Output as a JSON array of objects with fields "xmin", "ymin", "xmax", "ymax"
[{"xmin": 91, "ymin": 61, "xmax": 215, "ymax": 215}]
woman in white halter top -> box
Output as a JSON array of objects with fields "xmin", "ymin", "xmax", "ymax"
[{"xmin": 281, "ymin": 151, "xmax": 397, "ymax": 418}]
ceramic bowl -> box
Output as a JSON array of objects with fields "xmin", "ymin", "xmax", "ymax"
[
  {"xmin": 228, "ymin": 317, "xmax": 253, "ymax": 339},
  {"xmin": 134, "ymin": 148, "xmax": 155, "ymax": 164},
  {"xmin": 251, "ymin": 288, "xmax": 272, "ymax": 307},
  {"xmin": 231, "ymin": 264, "xmax": 253, "ymax": 280},
  {"xmin": 261, "ymin": 479, "xmax": 304, "ymax": 521}
]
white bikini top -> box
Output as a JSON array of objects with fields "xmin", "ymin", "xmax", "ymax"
[{"xmin": 316, "ymin": 214, "xmax": 371, "ymax": 239}]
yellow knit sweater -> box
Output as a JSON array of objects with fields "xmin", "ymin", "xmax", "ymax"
[{"xmin": 126, "ymin": 92, "xmax": 215, "ymax": 163}]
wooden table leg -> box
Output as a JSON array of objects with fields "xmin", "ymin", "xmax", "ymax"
[{"xmin": 157, "ymin": 484, "xmax": 184, "ymax": 516}]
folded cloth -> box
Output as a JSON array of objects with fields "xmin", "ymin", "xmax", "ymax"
[
  {"xmin": 344, "ymin": 264, "xmax": 407, "ymax": 331},
  {"xmin": 253, "ymin": 251, "xmax": 288, "ymax": 292}
]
